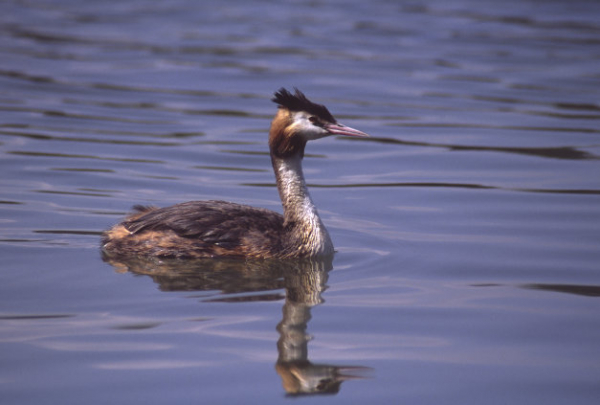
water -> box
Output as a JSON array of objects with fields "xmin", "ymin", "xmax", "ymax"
[{"xmin": 1, "ymin": 0, "xmax": 600, "ymax": 403}]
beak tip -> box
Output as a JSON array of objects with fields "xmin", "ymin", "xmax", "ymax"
[{"xmin": 327, "ymin": 123, "xmax": 370, "ymax": 138}]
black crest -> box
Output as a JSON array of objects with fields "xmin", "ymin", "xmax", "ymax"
[{"xmin": 272, "ymin": 88, "xmax": 336, "ymax": 123}]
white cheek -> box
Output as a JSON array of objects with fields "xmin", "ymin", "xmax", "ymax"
[
  {"xmin": 291, "ymin": 113, "xmax": 328, "ymax": 140},
  {"xmin": 300, "ymin": 124, "xmax": 328, "ymax": 140}
]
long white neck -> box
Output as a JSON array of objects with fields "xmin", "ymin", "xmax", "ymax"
[{"xmin": 271, "ymin": 153, "xmax": 334, "ymax": 257}]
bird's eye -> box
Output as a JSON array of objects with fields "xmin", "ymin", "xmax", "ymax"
[{"xmin": 308, "ymin": 116, "xmax": 321, "ymax": 126}]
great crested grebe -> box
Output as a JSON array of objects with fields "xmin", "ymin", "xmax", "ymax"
[{"xmin": 101, "ymin": 88, "xmax": 369, "ymax": 259}]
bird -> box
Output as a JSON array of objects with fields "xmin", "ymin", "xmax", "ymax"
[{"xmin": 101, "ymin": 88, "xmax": 369, "ymax": 260}]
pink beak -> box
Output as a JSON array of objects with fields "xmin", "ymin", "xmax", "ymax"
[{"xmin": 325, "ymin": 123, "xmax": 370, "ymax": 138}]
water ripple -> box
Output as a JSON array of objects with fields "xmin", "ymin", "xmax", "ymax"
[{"xmin": 352, "ymin": 136, "xmax": 598, "ymax": 160}]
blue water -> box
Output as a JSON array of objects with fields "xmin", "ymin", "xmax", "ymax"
[{"xmin": 1, "ymin": 0, "xmax": 600, "ymax": 404}]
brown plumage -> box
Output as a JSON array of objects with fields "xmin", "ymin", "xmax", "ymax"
[{"xmin": 101, "ymin": 88, "xmax": 369, "ymax": 260}]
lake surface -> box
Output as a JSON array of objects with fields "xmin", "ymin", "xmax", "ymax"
[{"xmin": 1, "ymin": 0, "xmax": 599, "ymax": 403}]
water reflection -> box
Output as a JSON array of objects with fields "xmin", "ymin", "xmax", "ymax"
[
  {"xmin": 103, "ymin": 254, "xmax": 369, "ymax": 395},
  {"xmin": 274, "ymin": 260, "xmax": 369, "ymax": 396}
]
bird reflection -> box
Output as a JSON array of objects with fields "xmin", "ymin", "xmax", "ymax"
[{"xmin": 103, "ymin": 253, "xmax": 369, "ymax": 395}]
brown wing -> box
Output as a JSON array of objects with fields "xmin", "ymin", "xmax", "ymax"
[{"xmin": 123, "ymin": 200, "xmax": 284, "ymax": 249}]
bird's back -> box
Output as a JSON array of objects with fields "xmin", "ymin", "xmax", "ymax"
[{"xmin": 102, "ymin": 200, "xmax": 286, "ymax": 259}]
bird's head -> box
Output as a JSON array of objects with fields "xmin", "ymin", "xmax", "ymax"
[{"xmin": 269, "ymin": 88, "xmax": 369, "ymax": 158}]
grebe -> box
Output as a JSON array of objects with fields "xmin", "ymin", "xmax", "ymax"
[{"xmin": 101, "ymin": 88, "xmax": 369, "ymax": 259}]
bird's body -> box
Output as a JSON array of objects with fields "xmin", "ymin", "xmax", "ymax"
[{"xmin": 101, "ymin": 88, "xmax": 368, "ymax": 260}]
